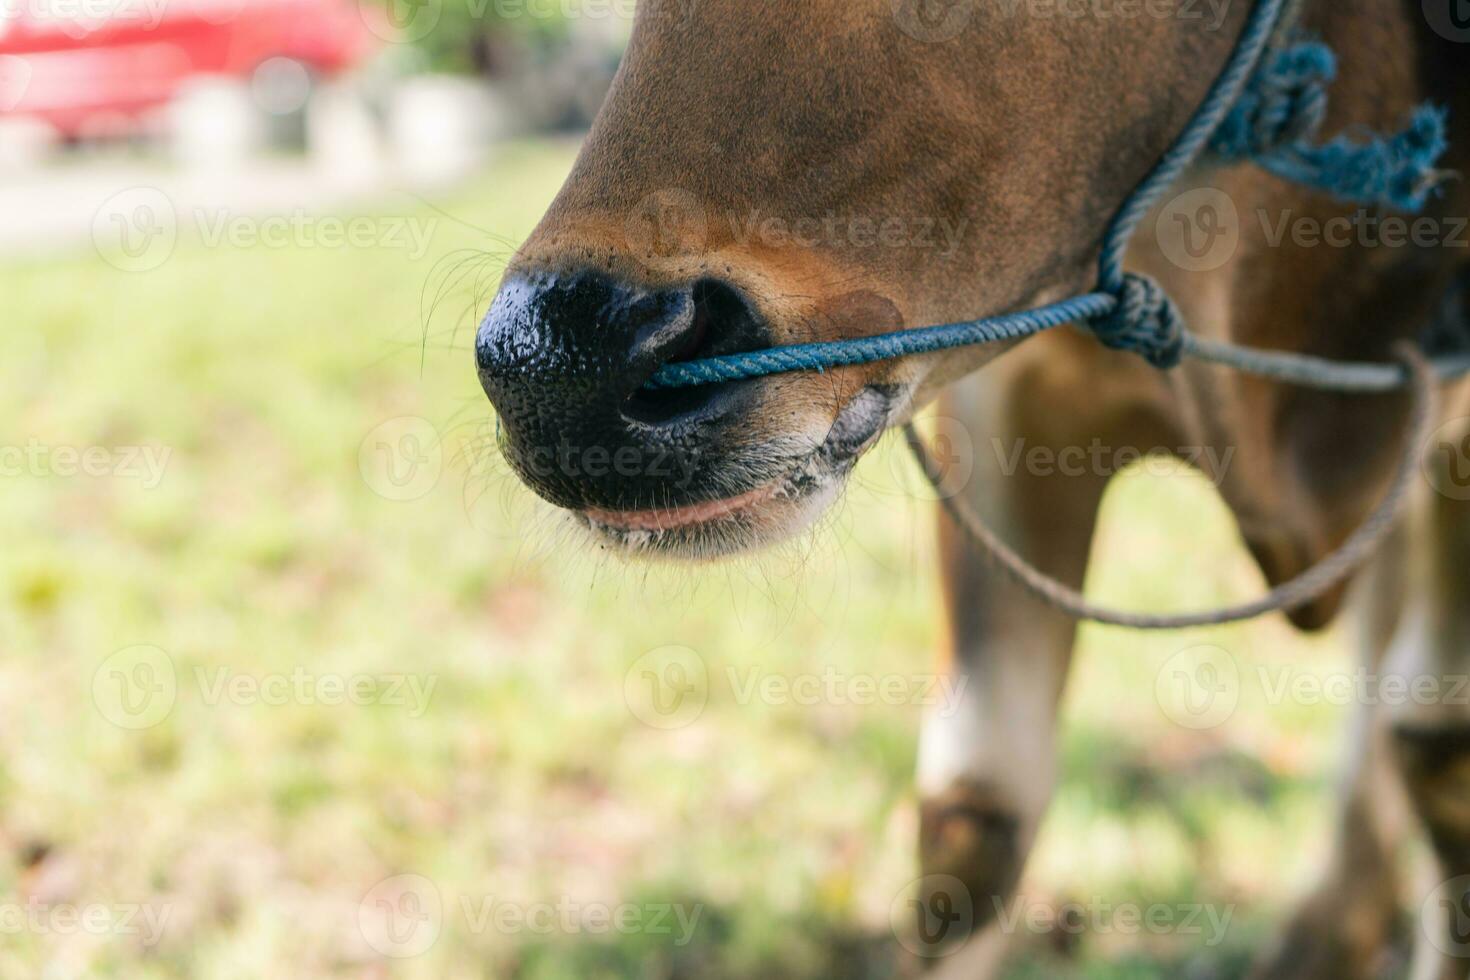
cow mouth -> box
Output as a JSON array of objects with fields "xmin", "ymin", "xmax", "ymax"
[
  {"xmin": 583, "ymin": 479, "xmax": 784, "ymax": 533},
  {"xmin": 572, "ymin": 384, "xmax": 900, "ymax": 558}
]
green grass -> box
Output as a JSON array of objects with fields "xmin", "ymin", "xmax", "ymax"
[{"xmin": 0, "ymin": 141, "xmax": 1362, "ymax": 978}]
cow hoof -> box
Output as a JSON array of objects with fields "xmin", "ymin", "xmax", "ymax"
[
  {"xmin": 914, "ymin": 780, "xmax": 1027, "ymax": 961},
  {"xmin": 1248, "ymin": 891, "xmax": 1403, "ymax": 980}
]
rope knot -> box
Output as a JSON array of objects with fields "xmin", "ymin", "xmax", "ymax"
[
  {"xmin": 1091, "ymin": 273, "xmax": 1184, "ymax": 369},
  {"xmin": 1212, "ymin": 41, "xmax": 1335, "ymax": 159}
]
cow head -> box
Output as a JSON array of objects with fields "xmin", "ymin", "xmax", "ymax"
[{"xmin": 476, "ymin": 0, "xmax": 1244, "ymax": 558}]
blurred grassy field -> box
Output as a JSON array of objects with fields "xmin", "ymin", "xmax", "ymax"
[{"xmin": 0, "ymin": 141, "xmax": 1364, "ymax": 978}]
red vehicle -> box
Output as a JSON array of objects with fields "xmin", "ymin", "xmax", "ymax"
[{"xmin": 0, "ymin": 0, "xmax": 383, "ymax": 137}]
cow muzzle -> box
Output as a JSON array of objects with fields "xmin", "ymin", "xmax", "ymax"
[{"xmin": 476, "ymin": 268, "xmax": 896, "ymax": 557}]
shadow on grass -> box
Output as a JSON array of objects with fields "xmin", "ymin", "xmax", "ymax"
[
  {"xmin": 504, "ymin": 895, "xmax": 898, "ymax": 980},
  {"xmin": 501, "ymin": 889, "xmax": 1272, "ymax": 980},
  {"xmin": 509, "ymin": 728, "xmax": 1342, "ymax": 979}
]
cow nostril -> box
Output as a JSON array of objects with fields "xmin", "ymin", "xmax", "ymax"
[
  {"xmin": 621, "ymin": 380, "xmax": 741, "ymax": 428},
  {"xmin": 621, "ymin": 279, "xmax": 769, "ymax": 428},
  {"xmin": 622, "ymin": 305, "xmax": 719, "ymax": 426},
  {"xmin": 667, "ymin": 301, "xmax": 710, "ymax": 363}
]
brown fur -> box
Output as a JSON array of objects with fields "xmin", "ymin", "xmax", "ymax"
[{"xmin": 490, "ymin": 0, "xmax": 1470, "ymax": 971}]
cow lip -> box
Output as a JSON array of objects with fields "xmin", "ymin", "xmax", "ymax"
[{"xmin": 581, "ymin": 479, "xmax": 783, "ymax": 532}]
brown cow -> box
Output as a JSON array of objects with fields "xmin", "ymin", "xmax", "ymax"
[{"xmin": 475, "ymin": 0, "xmax": 1470, "ymax": 974}]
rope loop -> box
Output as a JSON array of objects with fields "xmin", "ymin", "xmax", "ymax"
[
  {"xmin": 903, "ymin": 343, "xmax": 1439, "ymax": 630},
  {"xmin": 1212, "ymin": 40, "xmax": 1334, "ymax": 158},
  {"xmin": 1089, "ymin": 273, "xmax": 1185, "ymax": 369}
]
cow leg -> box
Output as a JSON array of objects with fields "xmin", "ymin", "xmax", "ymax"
[
  {"xmin": 1387, "ymin": 422, "xmax": 1470, "ymax": 980},
  {"xmin": 1249, "ymin": 528, "xmax": 1413, "ymax": 980},
  {"xmin": 905, "ymin": 348, "xmax": 1155, "ymax": 973}
]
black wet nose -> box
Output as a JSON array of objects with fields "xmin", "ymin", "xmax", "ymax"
[{"xmin": 476, "ymin": 270, "xmax": 765, "ymax": 510}]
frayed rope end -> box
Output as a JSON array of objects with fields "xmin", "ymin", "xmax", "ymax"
[
  {"xmin": 1212, "ymin": 35, "xmax": 1453, "ymax": 213},
  {"xmin": 1289, "ymin": 104, "xmax": 1452, "ymax": 212}
]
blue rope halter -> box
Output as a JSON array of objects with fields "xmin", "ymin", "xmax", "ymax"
[{"xmin": 644, "ymin": 0, "xmax": 1460, "ymax": 393}]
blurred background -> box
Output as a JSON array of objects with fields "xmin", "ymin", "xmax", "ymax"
[{"xmin": 0, "ymin": 2, "xmax": 1370, "ymax": 977}]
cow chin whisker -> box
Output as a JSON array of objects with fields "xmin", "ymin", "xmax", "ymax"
[{"xmin": 573, "ymin": 462, "xmax": 848, "ymax": 562}]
